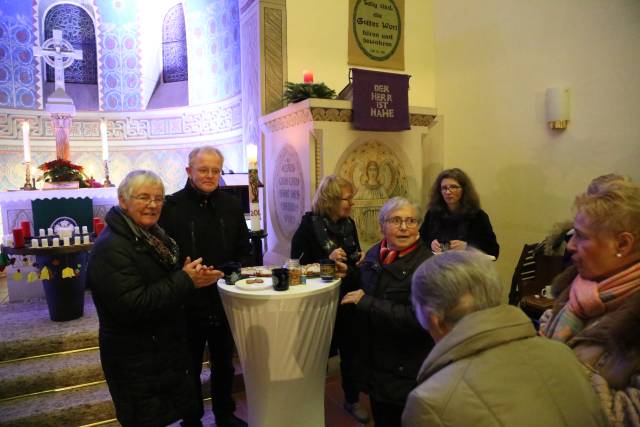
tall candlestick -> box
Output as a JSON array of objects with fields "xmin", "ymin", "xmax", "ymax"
[
  {"xmin": 247, "ymin": 144, "xmax": 261, "ymax": 231},
  {"xmin": 100, "ymin": 120, "xmax": 109, "ymax": 161},
  {"xmin": 247, "ymin": 143, "xmax": 258, "ymax": 169},
  {"xmin": 22, "ymin": 121, "xmax": 31, "ymax": 162}
]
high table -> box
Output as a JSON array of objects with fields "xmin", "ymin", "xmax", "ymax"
[{"xmin": 218, "ymin": 277, "xmax": 341, "ymax": 427}]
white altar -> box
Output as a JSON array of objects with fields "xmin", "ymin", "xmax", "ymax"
[{"xmin": 0, "ymin": 187, "xmax": 118, "ymax": 301}]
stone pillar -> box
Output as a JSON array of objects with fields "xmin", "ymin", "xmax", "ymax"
[
  {"xmin": 50, "ymin": 114, "xmax": 72, "ymax": 161},
  {"xmin": 239, "ymin": 0, "xmax": 287, "ymax": 151}
]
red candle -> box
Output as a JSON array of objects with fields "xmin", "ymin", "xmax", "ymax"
[
  {"xmin": 92, "ymin": 217, "xmax": 102, "ymax": 232},
  {"xmin": 12, "ymin": 228, "xmax": 25, "ymax": 248},
  {"xmin": 303, "ymin": 70, "xmax": 314, "ymax": 84},
  {"xmin": 20, "ymin": 220, "xmax": 31, "ymax": 238},
  {"xmin": 94, "ymin": 222, "xmax": 105, "ymax": 237}
]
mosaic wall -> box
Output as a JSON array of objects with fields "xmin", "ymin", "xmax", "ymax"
[
  {"xmin": 98, "ymin": 0, "xmax": 142, "ymax": 111},
  {"xmin": 0, "ymin": 0, "xmax": 242, "ymax": 111},
  {"xmin": 0, "ymin": 96, "xmax": 243, "ymax": 192},
  {"xmin": 186, "ymin": 0, "xmax": 241, "ymax": 104},
  {"xmin": 0, "ymin": 1, "xmax": 40, "ymax": 109}
]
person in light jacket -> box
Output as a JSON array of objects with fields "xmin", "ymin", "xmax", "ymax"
[{"xmin": 402, "ymin": 250, "xmax": 608, "ymax": 427}]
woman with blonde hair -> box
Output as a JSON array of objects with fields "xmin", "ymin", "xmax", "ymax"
[
  {"xmin": 540, "ymin": 180, "xmax": 640, "ymax": 426},
  {"xmin": 291, "ymin": 174, "xmax": 369, "ymax": 423}
]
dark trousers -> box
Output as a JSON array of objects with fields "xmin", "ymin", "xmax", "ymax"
[
  {"xmin": 370, "ymin": 398, "xmax": 405, "ymax": 427},
  {"xmin": 186, "ymin": 315, "xmax": 237, "ymax": 420},
  {"xmin": 334, "ymin": 303, "xmax": 361, "ymax": 403}
]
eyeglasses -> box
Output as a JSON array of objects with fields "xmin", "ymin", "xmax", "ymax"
[
  {"xmin": 441, "ymin": 185, "xmax": 462, "ymax": 193},
  {"xmin": 340, "ymin": 197, "xmax": 354, "ymax": 203},
  {"xmin": 384, "ymin": 217, "xmax": 419, "ymax": 228},
  {"xmin": 195, "ymin": 168, "xmax": 222, "ymax": 176},
  {"xmin": 131, "ymin": 194, "xmax": 164, "ymax": 205}
]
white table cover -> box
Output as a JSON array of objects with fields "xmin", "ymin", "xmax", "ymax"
[{"xmin": 218, "ymin": 277, "xmax": 341, "ymax": 427}]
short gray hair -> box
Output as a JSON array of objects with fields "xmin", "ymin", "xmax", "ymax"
[
  {"xmin": 411, "ymin": 250, "xmax": 503, "ymax": 326},
  {"xmin": 378, "ymin": 197, "xmax": 422, "ymax": 228},
  {"xmin": 188, "ymin": 146, "xmax": 225, "ymax": 167},
  {"xmin": 118, "ymin": 170, "xmax": 164, "ymax": 201}
]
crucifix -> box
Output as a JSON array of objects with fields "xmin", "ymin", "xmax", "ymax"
[{"xmin": 33, "ymin": 29, "xmax": 83, "ymax": 161}]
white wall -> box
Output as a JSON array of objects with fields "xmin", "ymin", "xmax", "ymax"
[
  {"xmin": 286, "ymin": 0, "xmax": 436, "ymax": 108},
  {"xmin": 433, "ymin": 0, "xmax": 640, "ymax": 285}
]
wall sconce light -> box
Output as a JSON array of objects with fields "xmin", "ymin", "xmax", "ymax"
[{"xmin": 546, "ymin": 87, "xmax": 570, "ymax": 130}]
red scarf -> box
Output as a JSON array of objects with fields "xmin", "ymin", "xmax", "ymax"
[{"xmin": 379, "ymin": 238, "xmax": 419, "ymax": 265}]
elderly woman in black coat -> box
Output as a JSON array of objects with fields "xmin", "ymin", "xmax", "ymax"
[
  {"xmin": 342, "ymin": 197, "xmax": 434, "ymax": 427},
  {"xmin": 87, "ymin": 170, "xmax": 221, "ymax": 427}
]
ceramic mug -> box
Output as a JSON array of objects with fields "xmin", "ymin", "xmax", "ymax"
[
  {"xmin": 272, "ymin": 268, "xmax": 290, "ymax": 291},
  {"xmin": 541, "ymin": 285, "xmax": 553, "ymax": 299}
]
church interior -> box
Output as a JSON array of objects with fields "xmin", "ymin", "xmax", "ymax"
[{"xmin": 0, "ymin": 0, "xmax": 639, "ymax": 426}]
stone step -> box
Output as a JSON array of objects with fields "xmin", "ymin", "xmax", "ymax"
[
  {"xmin": 0, "ymin": 292, "xmax": 98, "ymax": 362},
  {"xmin": 0, "ymin": 347, "xmax": 102, "ymax": 400},
  {"xmin": 0, "ymin": 363, "xmax": 244, "ymax": 427},
  {"xmin": 0, "ymin": 381, "xmax": 115, "ymax": 427}
]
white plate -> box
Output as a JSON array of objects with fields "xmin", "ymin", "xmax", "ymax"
[{"xmin": 234, "ymin": 278, "xmax": 272, "ymax": 291}]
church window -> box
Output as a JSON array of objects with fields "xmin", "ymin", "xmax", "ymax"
[
  {"xmin": 44, "ymin": 4, "xmax": 97, "ymax": 84},
  {"xmin": 162, "ymin": 3, "xmax": 188, "ymax": 83}
]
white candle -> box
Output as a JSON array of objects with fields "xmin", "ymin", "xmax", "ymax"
[
  {"xmin": 81, "ymin": 226, "xmax": 88, "ymax": 234},
  {"xmin": 47, "ymin": 228, "xmax": 54, "ymax": 236},
  {"xmin": 74, "ymin": 236, "xmax": 81, "ymax": 245},
  {"xmin": 22, "ymin": 121, "xmax": 31, "ymax": 162},
  {"xmin": 74, "ymin": 226, "xmax": 80, "ymax": 235},
  {"xmin": 62, "ymin": 237, "xmax": 70, "ymax": 246},
  {"xmin": 41, "ymin": 238, "xmax": 49, "ymax": 247},
  {"xmin": 100, "ymin": 121, "xmax": 109, "ymax": 161},
  {"xmin": 39, "ymin": 228, "xmax": 45, "ymax": 237},
  {"xmin": 82, "ymin": 235, "xmax": 90, "ymax": 244},
  {"xmin": 247, "ymin": 144, "xmax": 258, "ymax": 169},
  {"xmin": 52, "ymin": 238, "xmax": 60, "ymax": 247},
  {"xmin": 31, "ymin": 238, "xmax": 39, "ymax": 248}
]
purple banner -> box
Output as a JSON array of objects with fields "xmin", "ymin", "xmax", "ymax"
[{"xmin": 352, "ymin": 68, "xmax": 410, "ymax": 131}]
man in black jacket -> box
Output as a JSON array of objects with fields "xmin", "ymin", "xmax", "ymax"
[{"xmin": 159, "ymin": 146, "xmax": 251, "ymax": 427}]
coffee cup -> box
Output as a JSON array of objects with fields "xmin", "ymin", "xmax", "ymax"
[
  {"xmin": 272, "ymin": 268, "xmax": 290, "ymax": 291},
  {"xmin": 320, "ymin": 259, "xmax": 336, "ymax": 281},
  {"xmin": 220, "ymin": 262, "xmax": 242, "ymax": 285},
  {"xmin": 541, "ymin": 285, "xmax": 553, "ymax": 299}
]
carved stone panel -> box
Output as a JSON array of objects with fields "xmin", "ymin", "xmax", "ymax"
[
  {"xmin": 271, "ymin": 143, "xmax": 305, "ymax": 240},
  {"xmin": 336, "ymin": 140, "xmax": 408, "ymax": 249}
]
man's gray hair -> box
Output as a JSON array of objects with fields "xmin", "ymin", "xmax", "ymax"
[
  {"xmin": 411, "ymin": 250, "xmax": 503, "ymax": 326},
  {"xmin": 118, "ymin": 170, "xmax": 164, "ymax": 201},
  {"xmin": 378, "ymin": 197, "xmax": 422, "ymax": 227},
  {"xmin": 188, "ymin": 146, "xmax": 225, "ymax": 167}
]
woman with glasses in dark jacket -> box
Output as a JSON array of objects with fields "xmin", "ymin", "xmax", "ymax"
[
  {"xmin": 342, "ymin": 197, "xmax": 433, "ymax": 427},
  {"xmin": 420, "ymin": 168, "xmax": 499, "ymax": 258}
]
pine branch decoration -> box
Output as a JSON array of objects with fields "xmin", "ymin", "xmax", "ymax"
[{"xmin": 283, "ymin": 82, "xmax": 336, "ymax": 104}]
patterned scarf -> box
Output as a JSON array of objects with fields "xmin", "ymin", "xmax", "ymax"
[
  {"xmin": 116, "ymin": 207, "xmax": 180, "ymax": 269},
  {"xmin": 379, "ymin": 238, "xmax": 419, "ymax": 265},
  {"xmin": 544, "ymin": 262, "xmax": 640, "ymax": 342}
]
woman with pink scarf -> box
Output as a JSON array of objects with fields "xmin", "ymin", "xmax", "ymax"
[{"xmin": 540, "ymin": 180, "xmax": 640, "ymax": 427}]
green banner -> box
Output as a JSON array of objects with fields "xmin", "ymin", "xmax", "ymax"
[{"xmin": 32, "ymin": 198, "xmax": 94, "ymax": 233}]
